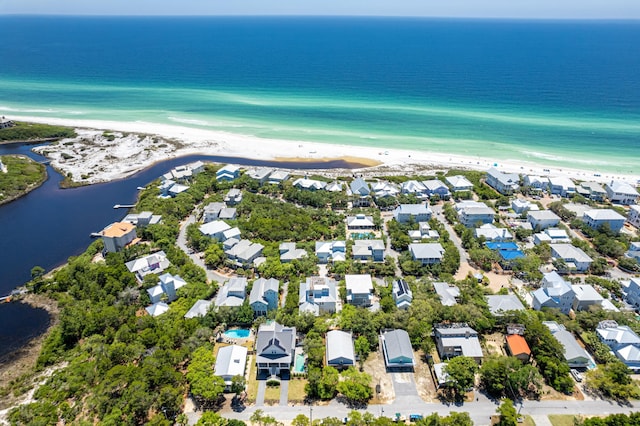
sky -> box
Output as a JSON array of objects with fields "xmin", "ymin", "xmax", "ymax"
[{"xmin": 1, "ymin": 0, "xmax": 640, "ymax": 19}]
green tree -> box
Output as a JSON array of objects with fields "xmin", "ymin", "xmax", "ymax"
[
  {"xmin": 336, "ymin": 367, "xmax": 373, "ymax": 404},
  {"xmin": 196, "ymin": 412, "xmax": 228, "ymax": 425},
  {"xmin": 354, "ymin": 335, "xmax": 371, "ymax": 366},
  {"xmin": 292, "ymin": 414, "xmax": 310, "ymax": 426},
  {"xmin": 584, "ymin": 360, "xmax": 640, "ymax": 401},
  {"xmin": 443, "ymin": 356, "xmax": 478, "ymax": 399},
  {"xmin": 496, "ymin": 398, "xmax": 518, "ymax": 426},
  {"xmin": 231, "ymin": 375, "xmax": 246, "ymax": 395},
  {"xmin": 187, "ymin": 346, "xmax": 225, "ymax": 407}
]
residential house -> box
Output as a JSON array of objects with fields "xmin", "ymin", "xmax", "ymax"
[
  {"xmin": 550, "ymin": 244, "xmax": 593, "ymax": 273},
  {"xmin": 486, "ymin": 167, "xmax": 520, "ymax": 195},
  {"xmin": 511, "ymin": 199, "xmax": 539, "ymax": 215},
  {"xmin": 224, "ymin": 188, "xmax": 243, "ymax": 205},
  {"xmin": 162, "ymin": 162, "xmax": 203, "ymax": 183},
  {"xmin": 400, "ymin": 180, "xmax": 427, "ymax": 196},
  {"xmin": 445, "ymin": 175, "xmax": 474, "ymax": 192},
  {"xmin": 326, "ymin": 330, "xmax": 355, "ymax": 370},
  {"xmin": 583, "ymin": 209, "xmax": 626, "ymax": 233},
  {"xmin": 215, "ymin": 345, "xmax": 248, "ymax": 390},
  {"xmin": 184, "ymin": 300, "xmax": 213, "ymax": 319},
  {"xmin": 202, "ymin": 202, "xmax": 226, "ymax": 223},
  {"xmin": 215, "ymin": 277, "xmax": 247, "ymax": 307},
  {"xmin": 455, "ymin": 200, "xmax": 495, "ymax": 228},
  {"xmin": 523, "ymin": 175, "xmax": 549, "ymax": 192},
  {"xmin": 315, "ymin": 240, "xmax": 346, "ymax": 263},
  {"xmin": 531, "ymin": 271, "xmax": 575, "ymax": 314},
  {"xmin": 325, "ymin": 181, "xmax": 343, "ymax": 192},
  {"xmin": 100, "ymin": 221, "xmax": 137, "ymax": 253},
  {"xmin": 506, "ymin": 334, "xmax": 531, "ymax": 363},
  {"xmin": 605, "ymin": 181, "xmax": 639, "ymax": 205},
  {"xmin": 577, "ymin": 182, "xmax": 607, "ymax": 202},
  {"xmin": 533, "ymin": 228, "xmax": 571, "ymax": 245},
  {"xmin": 625, "ymin": 277, "xmax": 640, "ymax": 310},
  {"xmin": 409, "ymin": 243, "xmax": 445, "ymax": 265},
  {"xmin": 346, "ymin": 214, "xmax": 375, "ymax": 230},
  {"xmin": 423, "ymin": 179, "xmax": 451, "ymax": 199},
  {"xmin": 572, "ymin": 284, "xmax": 612, "ymax": 312},
  {"xmin": 434, "ymin": 323, "xmax": 483, "ymax": 363},
  {"xmin": 293, "ymin": 177, "xmax": 327, "ymax": 191},
  {"xmin": 158, "ymin": 179, "xmax": 189, "ymax": 198},
  {"xmin": 350, "ymin": 177, "xmax": 371, "ymax": 196},
  {"xmin": 627, "ymin": 205, "xmax": 640, "ymax": 227},
  {"xmin": 352, "ymin": 240, "xmax": 386, "ymax": 262},
  {"xmin": 548, "ymin": 177, "xmax": 576, "ymax": 197},
  {"xmin": 486, "ymin": 294, "xmax": 526, "ymax": 316},
  {"xmin": 597, "ymin": 320, "xmax": 640, "ymax": 371},
  {"xmin": 147, "ymin": 273, "xmax": 187, "ymax": 304},
  {"xmin": 408, "ymin": 222, "xmax": 440, "ymax": 241},
  {"xmin": 527, "ymin": 210, "xmax": 561, "ymax": 231},
  {"xmin": 123, "ymin": 211, "xmax": 162, "ymax": 226},
  {"xmin": 299, "ymin": 276, "xmax": 339, "ymax": 315},
  {"xmin": 125, "ymin": 251, "xmax": 171, "ymax": 282},
  {"xmin": 475, "ymin": 223, "xmax": 513, "ymax": 242},
  {"xmin": 218, "ymin": 207, "xmax": 237, "ymax": 220},
  {"xmin": 216, "ymin": 164, "xmax": 240, "ymax": 181},
  {"xmin": 345, "ymin": 274, "xmax": 374, "ymax": 307},
  {"xmin": 279, "ymin": 243, "xmax": 308, "ymax": 263},
  {"xmin": 381, "ymin": 329, "xmax": 415, "ymax": 370},
  {"xmin": 625, "ymin": 242, "xmax": 640, "ymax": 264},
  {"xmin": 146, "ymin": 302, "xmax": 170, "ymax": 317},
  {"xmin": 199, "ymin": 220, "xmax": 231, "ymax": 241},
  {"xmin": 225, "ymin": 240, "xmax": 264, "ymax": 268},
  {"xmin": 392, "ymin": 279, "xmax": 413, "ymax": 310},
  {"xmin": 255, "ymin": 321, "xmax": 296, "ymax": 377},
  {"xmin": 250, "ymin": 278, "xmax": 280, "ymax": 316},
  {"xmin": 393, "ymin": 204, "xmax": 433, "ymax": 224},
  {"xmin": 268, "ymin": 170, "xmax": 290, "ymax": 185},
  {"xmin": 544, "ymin": 321, "xmax": 592, "ymax": 368},
  {"xmin": 222, "ymin": 227, "xmax": 241, "ymax": 242},
  {"xmin": 247, "ymin": 167, "xmax": 273, "ymax": 184},
  {"xmin": 485, "ymin": 241, "xmax": 525, "ymax": 265},
  {"xmin": 372, "ymin": 181, "xmax": 400, "ymax": 199},
  {"xmin": 433, "ymin": 282, "xmax": 460, "ymax": 306}
]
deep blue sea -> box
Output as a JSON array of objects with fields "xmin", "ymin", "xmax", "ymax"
[{"xmin": 1, "ymin": 16, "xmax": 639, "ymax": 174}]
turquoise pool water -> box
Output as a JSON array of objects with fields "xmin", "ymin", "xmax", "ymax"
[
  {"xmin": 351, "ymin": 232, "xmax": 375, "ymax": 240},
  {"xmin": 294, "ymin": 354, "xmax": 305, "ymax": 373},
  {"xmin": 224, "ymin": 329, "xmax": 250, "ymax": 339}
]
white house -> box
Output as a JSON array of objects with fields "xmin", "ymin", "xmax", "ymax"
[
  {"xmin": 511, "ymin": 199, "xmax": 538, "ymax": 215},
  {"xmin": 548, "ymin": 176, "xmax": 576, "ymax": 197},
  {"xmin": 583, "ymin": 209, "xmax": 626, "ymax": 234},
  {"xmin": 215, "ymin": 345, "xmax": 248, "ymax": 390},
  {"xmin": 550, "ymin": 244, "xmax": 593, "ymax": 272},
  {"xmin": 393, "ymin": 204, "xmax": 433, "ymax": 223},
  {"xmin": 345, "ymin": 274, "xmax": 374, "ymax": 307},
  {"xmin": 125, "ymin": 251, "xmax": 171, "ymax": 282},
  {"xmin": 486, "ymin": 294, "xmax": 526, "ymax": 316},
  {"xmin": 250, "ymin": 278, "xmax": 280, "ymax": 316},
  {"xmin": 225, "ymin": 240, "xmax": 264, "ymax": 267},
  {"xmin": 409, "ymin": 243, "xmax": 445, "ymax": 265},
  {"xmin": 433, "ymin": 282, "xmax": 460, "ymax": 306},
  {"xmin": 531, "ymin": 271, "xmax": 575, "ymax": 314},
  {"xmin": 293, "ymin": 177, "xmax": 327, "ymax": 191},
  {"xmin": 215, "ymin": 278, "xmax": 247, "ymax": 307},
  {"xmin": 224, "ymin": 188, "xmax": 243, "ymax": 205},
  {"xmin": 445, "ymin": 175, "xmax": 474, "ymax": 192},
  {"xmin": 533, "ymin": 228, "xmax": 571, "ymax": 245},
  {"xmin": 299, "ymin": 276, "xmax": 339, "ymax": 315},
  {"xmin": 628, "ymin": 205, "xmax": 640, "ymax": 228},
  {"xmin": 625, "ymin": 242, "xmax": 640, "ymax": 264},
  {"xmin": 422, "ymin": 179, "xmax": 451, "ymax": 199},
  {"xmin": 434, "ymin": 323, "xmax": 483, "ymax": 363},
  {"xmin": 315, "ymin": 240, "xmax": 346, "ymax": 263},
  {"xmin": 527, "ymin": 210, "xmax": 561, "ymax": 231},
  {"xmin": 147, "ymin": 273, "xmax": 187, "ymax": 304},
  {"xmin": 605, "ymin": 181, "xmax": 639, "ymax": 205},
  {"xmin": 123, "ymin": 211, "xmax": 161, "ymax": 226},
  {"xmin": 352, "ymin": 240, "xmax": 386, "ymax": 262},
  {"xmin": 455, "ymin": 200, "xmax": 495, "ymax": 228},
  {"xmin": 349, "ymin": 177, "xmax": 371, "ymax": 196},
  {"xmin": 392, "ymin": 279, "xmax": 412, "ymax": 310},
  {"xmin": 255, "ymin": 322, "xmax": 296, "ymax": 377},
  {"xmin": 246, "ymin": 167, "xmax": 273, "ymax": 184},
  {"xmin": 268, "ymin": 170, "xmax": 290, "ymax": 185},
  {"xmin": 146, "ymin": 302, "xmax": 170, "ymax": 317},
  {"xmin": 325, "ymin": 181, "xmax": 343, "ymax": 192},
  {"xmin": 326, "ymin": 330, "xmax": 355, "ymax": 369},
  {"xmin": 475, "ymin": 224, "xmax": 513, "ymax": 242},
  {"xmin": 202, "ymin": 202, "xmax": 227, "ymax": 223},
  {"xmin": 577, "ymin": 181, "xmax": 607, "ymax": 202},
  {"xmin": 279, "ymin": 243, "xmax": 308, "ymax": 263},
  {"xmin": 100, "ymin": 221, "xmax": 138, "ymax": 253},
  {"xmin": 199, "ymin": 220, "xmax": 231, "ymax": 241},
  {"xmin": 401, "ymin": 180, "xmax": 427, "ymax": 196},
  {"xmin": 216, "ymin": 164, "xmax": 240, "ymax": 181},
  {"xmin": 372, "ymin": 181, "xmax": 400, "ymax": 199},
  {"xmin": 523, "ymin": 175, "xmax": 549, "ymax": 191},
  {"xmin": 597, "ymin": 320, "xmax": 640, "ymax": 371},
  {"xmin": 184, "ymin": 300, "xmax": 213, "ymax": 319},
  {"xmin": 346, "ymin": 214, "xmax": 375, "ymax": 230},
  {"xmin": 572, "ymin": 284, "xmax": 612, "ymax": 312},
  {"xmin": 486, "ymin": 167, "xmax": 520, "ymax": 195},
  {"xmin": 624, "ymin": 277, "xmax": 640, "ymax": 309}
]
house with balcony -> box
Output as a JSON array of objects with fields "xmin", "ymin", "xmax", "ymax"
[
  {"xmin": 523, "ymin": 175, "xmax": 549, "ymax": 192},
  {"xmin": 346, "ymin": 214, "xmax": 375, "ymax": 231},
  {"xmin": 381, "ymin": 329, "xmax": 415, "ymax": 370},
  {"xmin": 352, "ymin": 240, "xmax": 385, "ymax": 262},
  {"xmin": 299, "ymin": 276, "xmax": 339, "ymax": 315},
  {"xmin": 544, "ymin": 321, "xmax": 592, "ymax": 368},
  {"xmin": 624, "ymin": 277, "xmax": 640, "ymax": 310},
  {"xmin": 315, "ymin": 240, "xmax": 346, "ymax": 263},
  {"xmin": 605, "ymin": 181, "xmax": 639, "ymax": 205},
  {"xmin": 548, "ymin": 177, "xmax": 576, "ymax": 197},
  {"xmin": 246, "ymin": 167, "xmax": 273, "ymax": 184},
  {"xmin": 486, "ymin": 168, "xmax": 520, "ymax": 195},
  {"xmin": 216, "ymin": 164, "xmax": 240, "ymax": 181},
  {"xmin": 392, "ymin": 279, "xmax": 413, "ymax": 310},
  {"xmin": 199, "ymin": 220, "xmax": 231, "ymax": 241},
  {"xmin": 628, "ymin": 205, "xmax": 640, "ymax": 228},
  {"xmin": 409, "ymin": 243, "xmax": 445, "ymax": 265},
  {"xmin": 393, "ymin": 204, "xmax": 433, "ymax": 224},
  {"xmin": 215, "ymin": 277, "xmax": 247, "ymax": 307},
  {"xmin": 531, "ymin": 271, "xmax": 575, "ymax": 314},
  {"xmin": 224, "ymin": 188, "xmax": 243, "ymax": 205},
  {"xmin": 147, "ymin": 273, "xmax": 187, "ymax": 304},
  {"xmin": 293, "ymin": 177, "xmax": 327, "ymax": 191},
  {"xmin": 577, "ymin": 181, "xmax": 607, "ymax": 202},
  {"xmin": 215, "ymin": 345, "xmax": 248, "ymax": 391},
  {"xmin": 250, "ymin": 278, "xmax": 280, "ymax": 316},
  {"xmin": 100, "ymin": 221, "xmax": 138, "ymax": 253},
  {"xmin": 326, "ymin": 330, "xmax": 355, "ymax": 370},
  {"xmin": 527, "ymin": 210, "xmax": 561, "ymax": 231},
  {"xmin": 255, "ymin": 321, "xmax": 296, "ymax": 377},
  {"xmin": 550, "ymin": 244, "xmax": 593, "ymax": 273},
  {"xmin": 423, "ymin": 179, "xmax": 451, "ymax": 199},
  {"xmin": 434, "ymin": 323, "xmax": 483, "ymax": 363},
  {"xmin": 345, "ymin": 274, "xmax": 374, "ymax": 307},
  {"xmin": 445, "ymin": 175, "xmax": 474, "ymax": 192},
  {"xmin": 401, "ymin": 180, "xmax": 427, "ymax": 196},
  {"xmin": 597, "ymin": 320, "xmax": 640, "ymax": 372},
  {"xmin": 455, "ymin": 201, "xmax": 495, "ymax": 227},
  {"xmin": 126, "ymin": 251, "xmax": 171, "ymax": 282},
  {"xmin": 225, "ymin": 239, "xmax": 264, "ymax": 268},
  {"xmin": 475, "ymin": 223, "xmax": 513, "ymax": 242},
  {"xmin": 533, "ymin": 228, "xmax": 571, "ymax": 245},
  {"xmin": 583, "ymin": 209, "xmax": 626, "ymax": 234}
]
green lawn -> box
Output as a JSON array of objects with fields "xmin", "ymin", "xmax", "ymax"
[
  {"xmin": 287, "ymin": 377, "xmax": 308, "ymax": 403},
  {"xmin": 264, "ymin": 385, "xmax": 280, "ymax": 402},
  {"xmin": 246, "ymin": 357, "xmax": 258, "ymax": 403},
  {"xmin": 521, "ymin": 415, "xmax": 536, "ymax": 426},
  {"xmin": 548, "ymin": 414, "xmax": 580, "ymax": 426}
]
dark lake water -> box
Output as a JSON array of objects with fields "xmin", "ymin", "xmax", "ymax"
[{"xmin": 0, "ymin": 144, "xmax": 360, "ymax": 359}]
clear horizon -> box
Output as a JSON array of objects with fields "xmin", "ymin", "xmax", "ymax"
[{"xmin": 2, "ymin": 0, "xmax": 640, "ymax": 20}]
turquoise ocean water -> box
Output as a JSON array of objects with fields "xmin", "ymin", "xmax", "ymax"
[{"xmin": 1, "ymin": 17, "xmax": 639, "ymax": 174}]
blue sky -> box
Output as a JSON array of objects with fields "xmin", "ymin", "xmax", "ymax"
[{"xmin": 1, "ymin": 0, "xmax": 639, "ymax": 19}]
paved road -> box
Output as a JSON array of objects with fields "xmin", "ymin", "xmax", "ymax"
[
  {"xmin": 177, "ymin": 215, "xmax": 229, "ymax": 284},
  {"xmin": 431, "ymin": 204, "xmax": 469, "ymax": 263}
]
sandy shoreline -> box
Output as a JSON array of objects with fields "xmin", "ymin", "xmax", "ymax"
[{"xmin": 11, "ymin": 114, "xmax": 640, "ymax": 186}]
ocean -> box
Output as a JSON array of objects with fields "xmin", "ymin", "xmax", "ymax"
[{"xmin": 0, "ymin": 16, "xmax": 639, "ymax": 174}]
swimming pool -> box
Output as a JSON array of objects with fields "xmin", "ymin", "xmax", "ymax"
[
  {"xmin": 294, "ymin": 354, "xmax": 305, "ymax": 373},
  {"xmin": 224, "ymin": 328, "xmax": 250, "ymax": 339}
]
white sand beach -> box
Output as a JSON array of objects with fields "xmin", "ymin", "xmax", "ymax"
[{"xmin": 14, "ymin": 115, "xmax": 640, "ymax": 186}]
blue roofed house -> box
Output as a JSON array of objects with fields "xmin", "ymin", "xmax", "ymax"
[
  {"xmin": 381, "ymin": 329, "xmax": 415, "ymax": 370},
  {"xmin": 392, "ymin": 279, "xmax": 413, "ymax": 310},
  {"xmin": 299, "ymin": 276, "xmax": 339, "ymax": 315},
  {"xmin": 216, "ymin": 164, "xmax": 240, "ymax": 181},
  {"xmin": 393, "ymin": 204, "xmax": 433, "ymax": 224},
  {"xmin": 531, "ymin": 271, "xmax": 575, "ymax": 314},
  {"xmin": 326, "ymin": 330, "xmax": 356, "ymax": 370},
  {"xmin": 345, "ymin": 274, "xmax": 374, "ymax": 307},
  {"xmin": 605, "ymin": 180, "xmax": 639, "ymax": 205},
  {"xmin": 597, "ymin": 320, "xmax": 640, "ymax": 372},
  {"xmin": 486, "ymin": 168, "xmax": 520, "ymax": 195},
  {"xmin": 250, "ymin": 278, "xmax": 280, "ymax": 317},
  {"xmin": 583, "ymin": 209, "xmax": 626, "ymax": 234},
  {"xmin": 255, "ymin": 321, "xmax": 296, "ymax": 377}
]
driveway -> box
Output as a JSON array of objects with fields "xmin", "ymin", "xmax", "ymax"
[
  {"xmin": 177, "ymin": 215, "xmax": 228, "ymax": 284},
  {"xmin": 255, "ymin": 380, "xmax": 266, "ymax": 406},
  {"xmin": 279, "ymin": 380, "xmax": 289, "ymax": 406},
  {"xmin": 391, "ymin": 372, "xmax": 419, "ymax": 397}
]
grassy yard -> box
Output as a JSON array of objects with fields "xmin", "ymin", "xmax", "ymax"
[
  {"xmin": 548, "ymin": 414, "xmax": 580, "ymax": 426},
  {"xmin": 287, "ymin": 377, "xmax": 308, "ymax": 404},
  {"xmin": 246, "ymin": 356, "xmax": 258, "ymax": 403},
  {"xmin": 264, "ymin": 385, "xmax": 280, "ymax": 403},
  {"xmin": 521, "ymin": 415, "xmax": 536, "ymax": 426},
  {"xmin": 0, "ymin": 155, "xmax": 46, "ymax": 205}
]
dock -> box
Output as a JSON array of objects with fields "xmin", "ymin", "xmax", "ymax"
[{"xmin": 113, "ymin": 204, "xmax": 135, "ymax": 209}]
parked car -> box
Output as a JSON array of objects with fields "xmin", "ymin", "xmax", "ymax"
[{"xmin": 570, "ymin": 369, "xmax": 583, "ymax": 382}]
